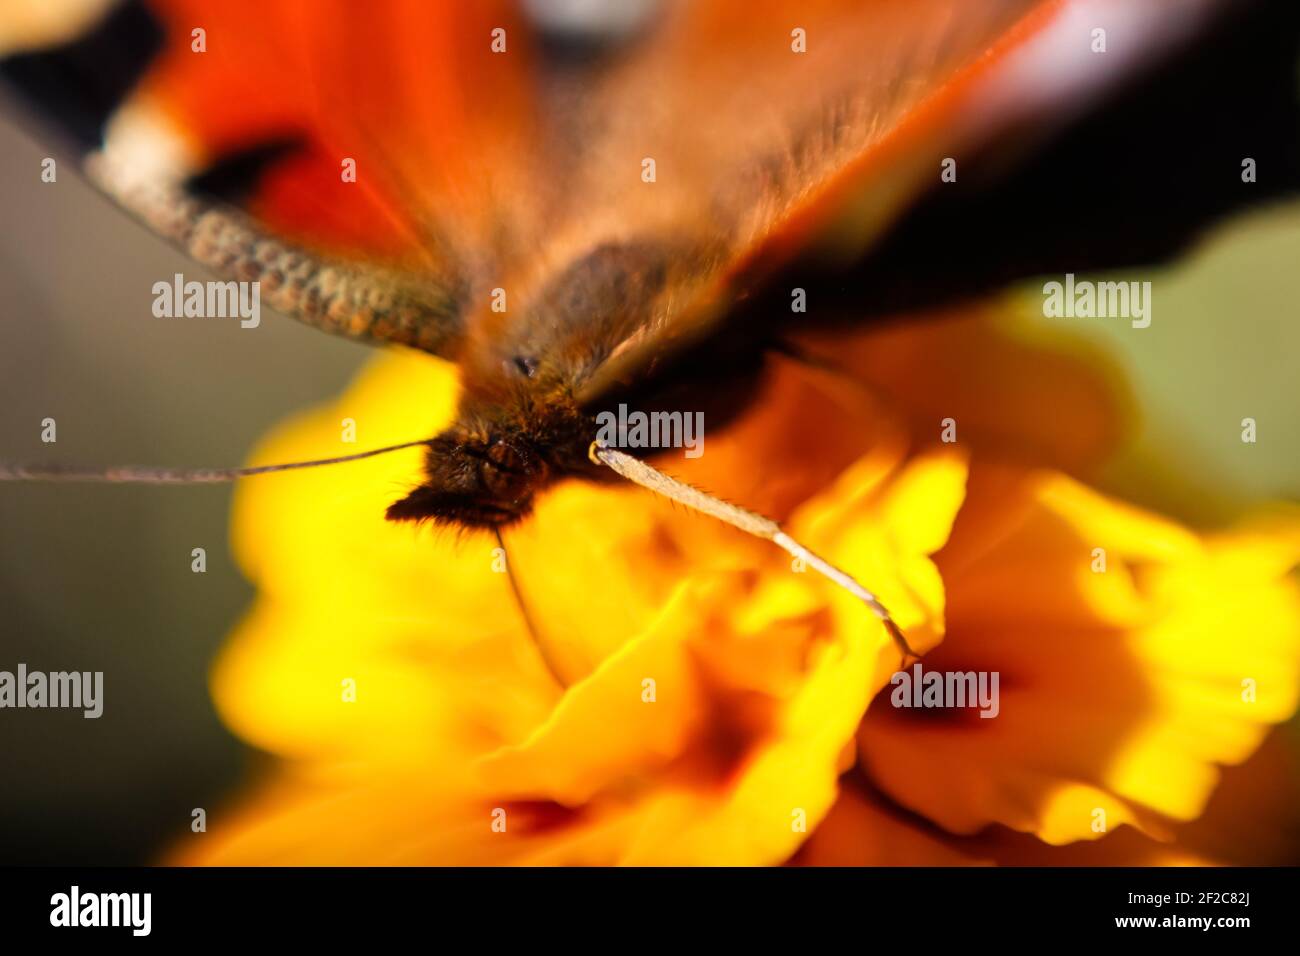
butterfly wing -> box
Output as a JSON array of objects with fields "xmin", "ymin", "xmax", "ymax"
[
  {"xmin": 0, "ymin": 0, "xmax": 545, "ymax": 356},
  {"xmin": 568, "ymin": 0, "xmax": 1055, "ymax": 400},
  {"xmin": 570, "ymin": 0, "xmax": 1279, "ymax": 402},
  {"xmin": 4, "ymin": 0, "xmax": 1288, "ymax": 371}
]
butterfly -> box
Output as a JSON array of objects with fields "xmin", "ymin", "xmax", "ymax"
[{"xmin": 2, "ymin": 0, "xmax": 1296, "ymax": 646}]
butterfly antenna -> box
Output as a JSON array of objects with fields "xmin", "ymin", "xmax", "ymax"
[
  {"xmin": 0, "ymin": 439, "xmax": 434, "ymax": 484},
  {"xmin": 588, "ymin": 440, "xmax": 919, "ymax": 665},
  {"xmin": 493, "ymin": 527, "xmax": 567, "ymax": 690}
]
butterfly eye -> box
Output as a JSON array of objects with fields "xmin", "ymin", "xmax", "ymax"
[{"xmin": 513, "ymin": 356, "xmax": 539, "ymax": 378}]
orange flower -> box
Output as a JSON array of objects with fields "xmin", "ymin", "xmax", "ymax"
[
  {"xmin": 169, "ymin": 311, "xmax": 1300, "ymax": 866},
  {"xmin": 863, "ymin": 464, "xmax": 1300, "ymax": 840}
]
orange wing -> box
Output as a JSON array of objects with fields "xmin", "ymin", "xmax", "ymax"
[
  {"xmin": 128, "ymin": 0, "xmax": 538, "ymax": 266},
  {"xmin": 1, "ymin": 0, "xmax": 1234, "ymax": 368},
  {"xmin": 569, "ymin": 0, "xmax": 1057, "ymax": 398},
  {"xmin": 1, "ymin": 0, "xmax": 547, "ymax": 354}
]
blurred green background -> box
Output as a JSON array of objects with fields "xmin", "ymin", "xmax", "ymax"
[
  {"xmin": 0, "ymin": 116, "xmax": 370, "ymax": 863},
  {"xmin": 0, "ymin": 109, "xmax": 1298, "ymax": 862},
  {"xmin": 1071, "ymin": 203, "xmax": 1300, "ymax": 523}
]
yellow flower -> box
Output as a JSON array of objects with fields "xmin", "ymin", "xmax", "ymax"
[
  {"xmin": 169, "ymin": 314, "xmax": 1300, "ymax": 866},
  {"xmin": 855, "ymin": 463, "xmax": 1300, "ymax": 849}
]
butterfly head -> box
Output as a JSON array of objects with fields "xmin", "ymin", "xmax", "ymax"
[{"xmin": 384, "ymin": 427, "xmax": 555, "ymax": 528}]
